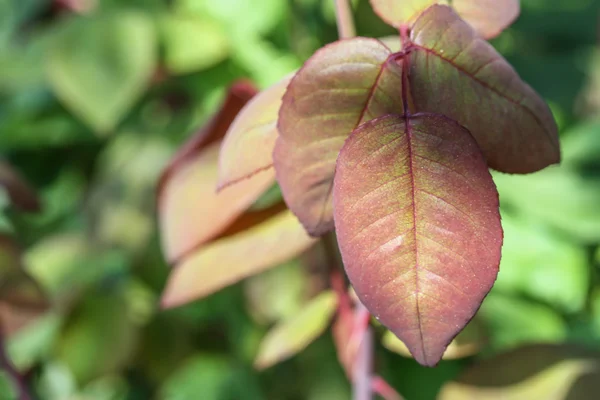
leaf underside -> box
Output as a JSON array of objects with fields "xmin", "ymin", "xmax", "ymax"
[
  {"xmin": 408, "ymin": 5, "xmax": 559, "ymax": 173},
  {"xmin": 333, "ymin": 113, "xmax": 502, "ymax": 366},
  {"xmin": 217, "ymin": 74, "xmax": 293, "ymax": 190},
  {"xmin": 274, "ymin": 37, "xmax": 404, "ymax": 236},
  {"xmin": 370, "ymin": 0, "xmax": 519, "ymax": 39}
]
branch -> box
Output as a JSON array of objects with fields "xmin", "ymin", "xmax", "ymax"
[
  {"xmin": 352, "ymin": 301, "xmax": 373, "ymax": 400},
  {"xmin": 334, "ymin": 0, "xmax": 356, "ymax": 39}
]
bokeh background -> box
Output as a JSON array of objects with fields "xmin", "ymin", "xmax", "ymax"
[{"xmin": 1, "ymin": 0, "xmax": 600, "ymax": 399}]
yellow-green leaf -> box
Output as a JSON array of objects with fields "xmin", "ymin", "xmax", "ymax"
[{"xmin": 254, "ymin": 290, "xmax": 338, "ymax": 370}]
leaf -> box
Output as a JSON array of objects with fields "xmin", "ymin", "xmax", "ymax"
[
  {"xmin": 161, "ymin": 14, "xmax": 229, "ymax": 75},
  {"xmin": 382, "ymin": 318, "xmax": 486, "ymax": 360},
  {"xmin": 157, "ymin": 82, "xmax": 276, "ymax": 263},
  {"xmin": 274, "ymin": 37, "xmax": 404, "ymax": 236},
  {"xmin": 161, "ymin": 210, "xmax": 316, "ymax": 309},
  {"xmin": 370, "ymin": 1, "xmax": 519, "ymax": 39},
  {"xmin": 254, "ymin": 290, "xmax": 338, "ymax": 370},
  {"xmin": 158, "ymin": 142, "xmax": 275, "ymax": 264},
  {"xmin": 493, "ymin": 121, "xmax": 600, "ymax": 242},
  {"xmin": 333, "ymin": 113, "xmax": 502, "ymax": 367},
  {"xmin": 478, "ymin": 294, "xmax": 567, "ymax": 350},
  {"xmin": 495, "ymin": 213, "xmax": 588, "ymax": 313},
  {"xmin": 452, "ymin": 0, "xmax": 520, "ymax": 39},
  {"xmin": 369, "ymin": 0, "xmax": 438, "ymax": 27},
  {"xmin": 407, "ymin": 5, "xmax": 559, "ymax": 173},
  {"xmin": 438, "ymin": 344, "xmax": 600, "ymax": 400},
  {"xmin": 46, "ymin": 11, "xmax": 157, "ymax": 134},
  {"xmin": 159, "ymin": 355, "xmax": 232, "ymax": 400},
  {"xmin": 0, "ymin": 270, "xmax": 48, "ymax": 338},
  {"xmin": 0, "ymin": 161, "xmax": 40, "ymax": 212},
  {"xmin": 218, "ymin": 74, "xmax": 292, "ymax": 190}
]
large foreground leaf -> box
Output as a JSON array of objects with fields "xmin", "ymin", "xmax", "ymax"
[
  {"xmin": 274, "ymin": 38, "xmax": 403, "ymax": 236},
  {"xmin": 218, "ymin": 75, "xmax": 292, "ymax": 190},
  {"xmin": 333, "ymin": 114, "xmax": 502, "ymax": 366},
  {"xmin": 407, "ymin": 5, "xmax": 559, "ymax": 173},
  {"xmin": 161, "ymin": 210, "xmax": 316, "ymax": 309}
]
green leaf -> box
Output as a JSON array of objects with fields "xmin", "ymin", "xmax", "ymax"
[
  {"xmin": 274, "ymin": 37, "xmax": 403, "ymax": 236},
  {"xmin": 479, "ymin": 294, "xmax": 567, "ymax": 350},
  {"xmin": 254, "ymin": 290, "xmax": 338, "ymax": 369},
  {"xmin": 333, "ymin": 114, "xmax": 502, "ymax": 367},
  {"xmin": 161, "ymin": 14, "xmax": 229, "ymax": 75},
  {"xmin": 496, "ymin": 213, "xmax": 589, "ymax": 313},
  {"xmin": 158, "ymin": 355, "xmax": 231, "ymax": 400},
  {"xmin": 46, "ymin": 11, "xmax": 157, "ymax": 134},
  {"xmin": 408, "ymin": 5, "xmax": 559, "ymax": 173}
]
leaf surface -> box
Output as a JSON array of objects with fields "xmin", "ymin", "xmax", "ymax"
[
  {"xmin": 370, "ymin": 0, "xmax": 438, "ymax": 27},
  {"xmin": 274, "ymin": 38, "xmax": 404, "ymax": 236},
  {"xmin": 254, "ymin": 290, "xmax": 337, "ymax": 369},
  {"xmin": 452, "ymin": 0, "xmax": 520, "ymax": 39},
  {"xmin": 158, "ymin": 142, "xmax": 275, "ymax": 264},
  {"xmin": 46, "ymin": 12, "xmax": 157, "ymax": 134},
  {"xmin": 161, "ymin": 210, "xmax": 316, "ymax": 309},
  {"xmin": 333, "ymin": 114, "xmax": 502, "ymax": 366},
  {"xmin": 370, "ymin": 1, "xmax": 519, "ymax": 38},
  {"xmin": 218, "ymin": 74, "xmax": 292, "ymax": 190},
  {"xmin": 408, "ymin": 5, "xmax": 559, "ymax": 173}
]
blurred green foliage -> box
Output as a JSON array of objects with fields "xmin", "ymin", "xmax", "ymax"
[{"xmin": 1, "ymin": 0, "xmax": 600, "ymax": 399}]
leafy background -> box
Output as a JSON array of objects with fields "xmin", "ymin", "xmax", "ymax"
[{"xmin": 1, "ymin": 0, "xmax": 600, "ymax": 399}]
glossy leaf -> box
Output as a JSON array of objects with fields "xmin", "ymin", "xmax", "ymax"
[
  {"xmin": 46, "ymin": 12, "xmax": 157, "ymax": 134},
  {"xmin": 254, "ymin": 290, "xmax": 337, "ymax": 369},
  {"xmin": 275, "ymin": 37, "xmax": 404, "ymax": 236},
  {"xmin": 161, "ymin": 210, "xmax": 316, "ymax": 309},
  {"xmin": 439, "ymin": 344, "xmax": 600, "ymax": 400},
  {"xmin": 408, "ymin": 5, "xmax": 559, "ymax": 173},
  {"xmin": 158, "ymin": 142, "xmax": 275, "ymax": 264},
  {"xmin": 452, "ymin": 0, "xmax": 520, "ymax": 39},
  {"xmin": 0, "ymin": 161, "xmax": 40, "ymax": 212},
  {"xmin": 370, "ymin": 1, "xmax": 519, "ymax": 39},
  {"xmin": 333, "ymin": 114, "xmax": 502, "ymax": 366},
  {"xmin": 218, "ymin": 74, "xmax": 293, "ymax": 190}
]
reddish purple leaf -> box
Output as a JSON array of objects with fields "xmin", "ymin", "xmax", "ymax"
[
  {"xmin": 407, "ymin": 5, "xmax": 559, "ymax": 173},
  {"xmin": 333, "ymin": 113, "xmax": 502, "ymax": 366},
  {"xmin": 275, "ymin": 38, "xmax": 404, "ymax": 236}
]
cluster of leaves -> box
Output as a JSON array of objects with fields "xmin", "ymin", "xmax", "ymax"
[{"xmin": 2, "ymin": 0, "xmax": 600, "ymax": 399}]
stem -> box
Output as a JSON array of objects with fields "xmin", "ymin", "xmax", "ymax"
[
  {"xmin": 334, "ymin": 0, "xmax": 356, "ymax": 39},
  {"xmin": 352, "ymin": 302, "xmax": 373, "ymax": 400},
  {"xmin": 0, "ymin": 338, "xmax": 31, "ymax": 400}
]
